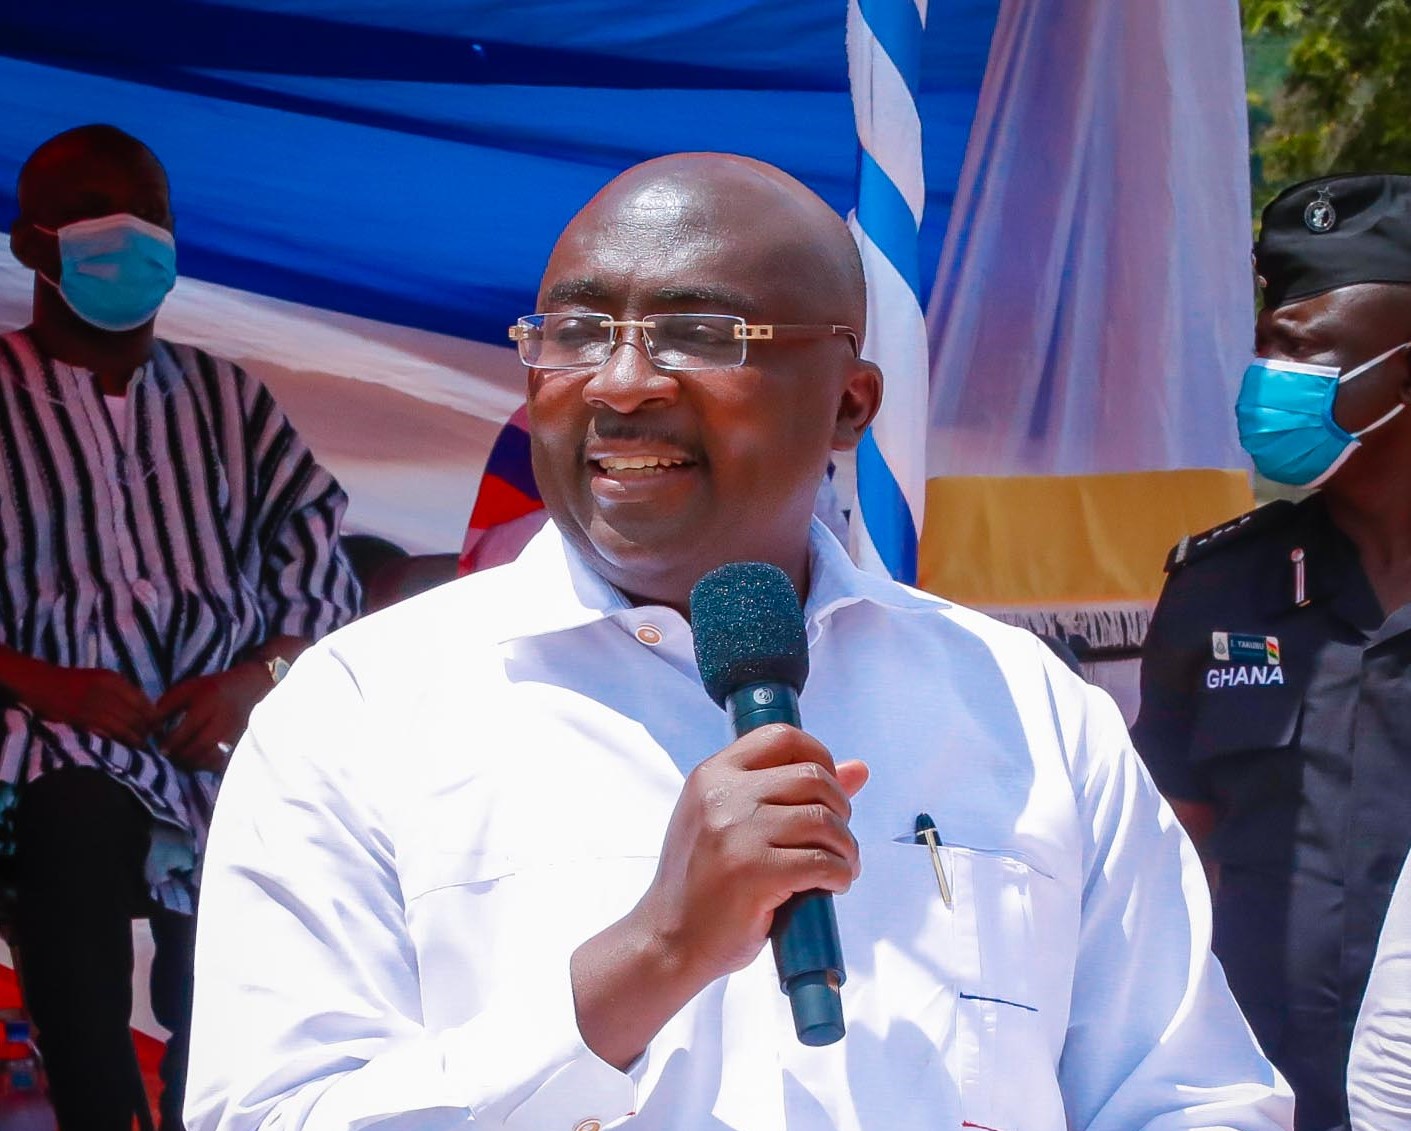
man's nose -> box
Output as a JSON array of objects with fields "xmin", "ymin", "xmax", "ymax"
[{"xmin": 581, "ymin": 328, "xmax": 680, "ymax": 413}]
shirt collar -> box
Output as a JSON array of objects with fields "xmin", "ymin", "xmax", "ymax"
[
  {"xmin": 8, "ymin": 327, "xmax": 162, "ymax": 395},
  {"xmin": 496, "ymin": 517, "xmax": 945, "ymax": 646},
  {"xmin": 799, "ymin": 516, "xmax": 943, "ymax": 640}
]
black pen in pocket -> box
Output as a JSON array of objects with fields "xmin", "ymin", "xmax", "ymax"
[{"xmin": 914, "ymin": 812, "xmax": 953, "ymax": 908}]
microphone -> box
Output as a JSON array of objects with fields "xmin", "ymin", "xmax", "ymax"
[{"xmin": 690, "ymin": 561, "xmax": 846, "ymax": 1047}]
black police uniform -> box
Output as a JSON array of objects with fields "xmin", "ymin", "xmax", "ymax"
[{"xmin": 1133, "ymin": 495, "xmax": 1411, "ymax": 1131}]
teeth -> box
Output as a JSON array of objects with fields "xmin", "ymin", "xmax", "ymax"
[{"xmin": 597, "ymin": 455, "xmax": 686, "ymax": 471}]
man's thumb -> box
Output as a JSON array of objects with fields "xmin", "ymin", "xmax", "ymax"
[{"xmin": 835, "ymin": 759, "xmax": 869, "ymax": 799}]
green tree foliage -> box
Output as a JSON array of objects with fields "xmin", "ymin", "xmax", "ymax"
[{"xmin": 1244, "ymin": 0, "xmax": 1411, "ymax": 211}]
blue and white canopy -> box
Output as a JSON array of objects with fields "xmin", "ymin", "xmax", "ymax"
[
  {"xmin": 0, "ymin": 0, "xmax": 1000, "ymax": 555},
  {"xmin": 1, "ymin": 2, "xmax": 1000, "ymax": 343},
  {"xmin": 0, "ymin": 0, "xmax": 1255, "ymax": 615}
]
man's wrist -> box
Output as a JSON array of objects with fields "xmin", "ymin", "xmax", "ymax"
[
  {"xmin": 241, "ymin": 637, "xmax": 306, "ymax": 684},
  {"xmin": 264, "ymin": 655, "xmax": 291, "ymax": 685},
  {"xmin": 570, "ymin": 905, "xmax": 703, "ymax": 1071},
  {"xmin": 234, "ymin": 655, "xmax": 287, "ymax": 688}
]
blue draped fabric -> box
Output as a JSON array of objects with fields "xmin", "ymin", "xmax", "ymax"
[{"xmin": 0, "ymin": 1, "xmax": 999, "ymax": 343}]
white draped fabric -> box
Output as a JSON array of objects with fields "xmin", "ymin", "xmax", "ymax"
[{"xmin": 927, "ymin": 0, "xmax": 1254, "ymax": 478}]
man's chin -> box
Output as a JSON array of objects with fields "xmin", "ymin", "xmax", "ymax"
[{"xmin": 577, "ymin": 518, "xmax": 709, "ymax": 605}]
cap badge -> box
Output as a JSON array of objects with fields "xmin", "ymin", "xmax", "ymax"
[{"xmin": 1304, "ymin": 189, "xmax": 1337, "ymax": 234}]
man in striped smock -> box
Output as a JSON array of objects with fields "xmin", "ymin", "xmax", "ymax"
[{"xmin": 0, "ymin": 124, "xmax": 360, "ymax": 1129}]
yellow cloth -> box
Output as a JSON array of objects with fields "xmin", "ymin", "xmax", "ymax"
[{"xmin": 918, "ymin": 469, "xmax": 1253, "ymax": 608}]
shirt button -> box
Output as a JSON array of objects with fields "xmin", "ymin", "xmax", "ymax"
[
  {"xmin": 573, "ymin": 1120, "xmax": 602, "ymax": 1131},
  {"xmin": 635, "ymin": 624, "xmax": 663, "ymax": 646}
]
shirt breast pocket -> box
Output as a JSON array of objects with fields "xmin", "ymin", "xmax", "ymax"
[
  {"xmin": 398, "ymin": 828, "xmax": 660, "ymax": 1030},
  {"xmin": 1188, "ymin": 674, "xmax": 1307, "ymax": 889},
  {"xmin": 840, "ymin": 839, "xmax": 1062, "ymax": 1131},
  {"xmin": 1189, "ymin": 674, "xmax": 1304, "ymax": 802}
]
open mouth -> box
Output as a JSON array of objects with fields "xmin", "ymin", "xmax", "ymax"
[{"xmin": 591, "ymin": 455, "xmax": 695, "ymax": 476}]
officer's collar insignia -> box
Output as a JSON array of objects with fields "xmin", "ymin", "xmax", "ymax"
[
  {"xmin": 1290, "ymin": 547, "xmax": 1309, "ymax": 607},
  {"xmin": 1304, "ymin": 188, "xmax": 1336, "ymax": 234},
  {"xmin": 1212, "ymin": 631, "xmax": 1281, "ymax": 665}
]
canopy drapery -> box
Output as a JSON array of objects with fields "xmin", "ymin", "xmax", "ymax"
[{"xmin": 1, "ymin": 0, "xmax": 1255, "ymax": 687}]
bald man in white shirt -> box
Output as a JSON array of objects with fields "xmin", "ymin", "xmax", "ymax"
[
  {"xmin": 1350, "ymin": 852, "xmax": 1411, "ymax": 1130},
  {"xmin": 185, "ymin": 154, "xmax": 1293, "ymax": 1131}
]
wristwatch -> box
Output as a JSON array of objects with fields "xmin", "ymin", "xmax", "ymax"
[{"xmin": 266, "ymin": 656, "xmax": 291, "ymax": 685}]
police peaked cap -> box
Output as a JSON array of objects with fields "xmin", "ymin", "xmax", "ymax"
[{"xmin": 1255, "ymin": 173, "xmax": 1411, "ymax": 310}]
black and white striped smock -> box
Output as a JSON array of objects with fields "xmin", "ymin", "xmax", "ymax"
[{"xmin": 0, "ymin": 329, "xmax": 360, "ymax": 912}]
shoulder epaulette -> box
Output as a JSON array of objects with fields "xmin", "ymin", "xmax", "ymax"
[{"xmin": 1164, "ymin": 499, "xmax": 1299, "ymax": 574}]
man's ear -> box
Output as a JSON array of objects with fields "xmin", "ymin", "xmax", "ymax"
[
  {"xmin": 1399, "ymin": 339, "xmax": 1411, "ymax": 406},
  {"xmin": 9, "ymin": 217, "xmax": 42, "ymax": 273},
  {"xmin": 831, "ymin": 359, "xmax": 883, "ymax": 451}
]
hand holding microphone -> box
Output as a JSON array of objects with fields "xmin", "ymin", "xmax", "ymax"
[
  {"xmin": 635, "ymin": 718, "xmax": 866, "ymax": 1008},
  {"xmin": 685, "ymin": 561, "xmax": 864, "ymax": 1045},
  {"xmin": 571, "ymin": 562, "xmax": 864, "ymax": 1068}
]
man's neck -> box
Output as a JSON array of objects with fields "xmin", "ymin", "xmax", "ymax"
[
  {"xmin": 27, "ymin": 284, "xmax": 154, "ymax": 396},
  {"xmin": 602, "ymin": 546, "xmax": 814, "ymax": 625}
]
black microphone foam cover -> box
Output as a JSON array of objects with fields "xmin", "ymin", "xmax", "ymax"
[{"xmin": 690, "ymin": 562, "xmax": 809, "ymax": 708}]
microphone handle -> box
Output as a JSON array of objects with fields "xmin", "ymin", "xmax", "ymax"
[{"xmin": 725, "ymin": 681, "xmax": 847, "ymax": 1047}]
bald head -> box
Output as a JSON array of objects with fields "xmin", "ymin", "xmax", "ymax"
[
  {"xmin": 16, "ymin": 124, "xmax": 168, "ymax": 228},
  {"xmin": 525, "ymin": 152, "xmax": 881, "ymax": 613},
  {"xmin": 9, "ymin": 124, "xmax": 175, "ymax": 348},
  {"xmin": 544, "ymin": 153, "xmax": 868, "ymax": 338}
]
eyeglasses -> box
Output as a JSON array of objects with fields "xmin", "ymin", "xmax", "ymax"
[{"xmin": 508, "ymin": 312, "xmax": 861, "ymax": 372}]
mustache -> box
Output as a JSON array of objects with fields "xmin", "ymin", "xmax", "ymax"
[{"xmin": 581, "ymin": 417, "xmax": 701, "ymax": 460}]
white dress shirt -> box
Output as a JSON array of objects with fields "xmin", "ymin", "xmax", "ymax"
[
  {"xmin": 1350, "ymin": 851, "xmax": 1411, "ymax": 1129},
  {"xmin": 186, "ymin": 520, "xmax": 1293, "ymax": 1131}
]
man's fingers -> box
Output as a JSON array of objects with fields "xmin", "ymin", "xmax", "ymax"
[
  {"xmin": 169, "ymin": 737, "xmax": 223, "ymax": 773},
  {"xmin": 756, "ymin": 803, "xmax": 859, "ymax": 865},
  {"xmin": 762, "ymin": 843, "xmax": 861, "ymax": 895},
  {"xmin": 90, "ymin": 673, "xmax": 159, "ymax": 728},
  {"xmin": 752, "ymin": 763, "xmax": 854, "ymax": 822},
  {"xmin": 722, "ymin": 724, "xmax": 838, "ymax": 777},
  {"xmin": 835, "ymin": 759, "xmax": 869, "ymax": 800},
  {"xmin": 154, "ymin": 679, "xmax": 200, "ymax": 720},
  {"xmin": 112, "ymin": 687, "xmax": 161, "ymax": 733},
  {"xmin": 164, "ymin": 701, "xmax": 216, "ymax": 762},
  {"xmin": 90, "ymin": 713, "xmax": 150, "ymax": 748},
  {"xmin": 183, "ymin": 718, "xmax": 230, "ymax": 772},
  {"xmin": 86, "ymin": 686, "xmax": 156, "ymax": 745}
]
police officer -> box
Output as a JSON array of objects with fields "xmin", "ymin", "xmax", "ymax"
[{"xmin": 1134, "ymin": 173, "xmax": 1411, "ymax": 1131}]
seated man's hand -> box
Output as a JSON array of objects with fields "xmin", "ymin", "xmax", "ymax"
[
  {"xmin": 156, "ymin": 662, "xmax": 272, "ymax": 773},
  {"xmin": 19, "ymin": 665, "xmax": 159, "ymax": 747}
]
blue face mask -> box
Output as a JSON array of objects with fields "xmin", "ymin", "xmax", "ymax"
[
  {"xmin": 36, "ymin": 213, "xmax": 177, "ymax": 332},
  {"xmin": 1235, "ymin": 341, "xmax": 1411, "ymax": 487}
]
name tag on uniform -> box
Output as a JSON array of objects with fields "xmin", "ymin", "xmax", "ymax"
[
  {"xmin": 1212, "ymin": 631, "xmax": 1280, "ymax": 666},
  {"xmin": 1206, "ymin": 631, "xmax": 1285, "ymax": 690}
]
